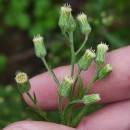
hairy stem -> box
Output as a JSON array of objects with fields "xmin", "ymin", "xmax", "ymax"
[
  {"xmin": 26, "ymin": 92, "xmax": 48, "ymax": 121},
  {"xmin": 70, "ymin": 106, "xmax": 88, "ymax": 127},
  {"xmin": 75, "ymin": 35, "xmax": 88, "ymax": 56},
  {"xmin": 58, "ymin": 96, "xmax": 64, "ymax": 124},
  {"xmin": 69, "ymin": 32, "xmax": 75, "ymax": 77},
  {"xmin": 84, "ymin": 64, "xmax": 100, "ymax": 93},
  {"xmin": 41, "ymin": 58, "xmax": 60, "ymax": 86}
]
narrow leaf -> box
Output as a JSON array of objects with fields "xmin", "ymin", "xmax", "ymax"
[
  {"xmin": 33, "ymin": 92, "xmax": 37, "ymax": 104},
  {"xmin": 26, "ymin": 107, "xmax": 46, "ymax": 121},
  {"xmin": 76, "ymin": 76, "xmax": 84, "ymax": 99}
]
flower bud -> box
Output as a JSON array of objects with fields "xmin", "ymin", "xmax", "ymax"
[
  {"xmin": 82, "ymin": 94, "xmax": 101, "ymax": 105},
  {"xmin": 78, "ymin": 49, "xmax": 96, "ymax": 71},
  {"xmin": 33, "ymin": 34, "xmax": 47, "ymax": 58},
  {"xmin": 77, "ymin": 13, "xmax": 91, "ymax": 36},
  {"xmin": 95, "ymin": 42, "xmax": 109, "ymax": 65},
  {"xmin": 58, "ymin": 76, "xmax": 74, "ymax": 97},
  {"xmin": 58, "ymin": 4, "xmax": 76, "ymax": 33},
  {"xmin": 98, "ymin": 64, "xmax": 112, "ymax": 79},
  {"xmin": 15, "ymin": 72, "xmax": 30, "ymax": 93}
]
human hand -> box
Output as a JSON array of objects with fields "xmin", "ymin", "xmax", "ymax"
[{"xmin": 3, "ymin": 46, "xmax": 130, "ymax": 130}]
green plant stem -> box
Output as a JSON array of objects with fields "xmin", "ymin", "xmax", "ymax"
[
  {"xmin": 58, "ymin": 96, "xmax": 64, "ymax": 124},
  {"xmin": 72, "ymin": 69, "xmax": 81, "ymax": 96},
  {"xmin": 70, "ymin": 106, "xmax": 88, "ymax": 127},
  {"xmin": 63, "ymin": 32, "xmax": 70, "ymax": 42},
  {"xmin": 41, "ymin": 57, "xmax": 60, "ymax": 86},
  {"xmin": 26, "ymin": 92, "xmax": 48, "ymax": 121},
  {"xmin": 84, "ymin": 64, "xmax": 100, "ymax": 93},
  {"xmin": 70, "ymin": 69, "xmax": 81, "ymax": 100},
  {"xmin": 64, "ymin": 69, "xmax": 81, "ymax": 125},
  {"xmin": 69, "ymin": 32, "xmax": 75, "ymax": 77},
  {"xmin": 75, "ymin": 35, "xmax": 88, "ymax": 56}
]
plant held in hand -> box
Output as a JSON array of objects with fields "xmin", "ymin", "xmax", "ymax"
[{"xmin": 15, "ymin": 4, "xmax": 112, "ymax": 128}]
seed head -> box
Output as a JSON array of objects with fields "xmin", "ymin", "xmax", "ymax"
[
  {"xmin": 58, "ymin": 76, "xmax": 74, "ymax": 97},
  {"xmin": 15, "ymin": 72, "xmax": 30, "ymax": 93},
  {"xmin": 61, "ymin": 3, "xmax": 72, "ymax": 14},
  {"xmin": 77, "ymin": 12, "xmax": 87, "ymax": 22},
  {"xmin": 77, "ymin": 12, "xmax": 91, "ymax": 36},
  {"xmin": 95, "ymin": 42, "xmax": 109, "ymax": 65},
  {"xmin": 78, "ymin": 49, "xmax": 96, "ymax": 71},
  {"xmin": 82, "ymin": 94, "xmax": 101, "ymax": 105},
  {"xmin": 98, "ymin": 64, "xmax": 112, "ymax": 79},
  {"xmin": 33, "ymin": 34, "xmax": 43, "ymax": 44},
  {"xmin": 33, "ymin": 34, "xmax": 47, "ymax": 58},
  {"xmin": 15, "ymin": 72, "xmax": 28, "ymax": 84},
  {"xmin": 59, "ymin": 4, "xmax": 76, "ymax": 33}
]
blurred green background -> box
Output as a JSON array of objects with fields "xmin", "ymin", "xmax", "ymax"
[{"xmin": 0, "ymin": 0, "xmax": 130, "ymax": 128}]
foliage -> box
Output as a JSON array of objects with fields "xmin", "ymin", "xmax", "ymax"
[
  {"xmin": 0, "ymin": 85, "xmax": 27, "ymax": 129},
  {"xmin": 0, "ymin": 0, "xmax": 59, "ymax": 36},
  {"xmin": 83, "ymin": 0, "xmax": 130, "ymax": 49},
  {"xmin": 0, "ymin": 55, "xmax": 7, "ymax": 73}
]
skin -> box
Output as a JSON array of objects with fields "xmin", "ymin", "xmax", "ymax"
[{"xmin": 3, "ymin": 46, "xmax": 130, "ymax": 130}]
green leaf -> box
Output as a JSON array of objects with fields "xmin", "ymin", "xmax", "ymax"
[
  {"xmin": 26, "ymin": 107, "xmax": 46, "ymax": 121},
  {"xmin": 76, "ymin": 76, "xmax": 84, "ymax": 99},
  {"xmin": 33, "ymin": 92, "xmax": 37, "ymax": 104},
  {"xmin": 70, "ymin": 106, "xmax": 88, "ymax": 127}
]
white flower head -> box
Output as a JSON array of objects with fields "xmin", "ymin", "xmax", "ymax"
[
  {"xmin": 85, "ymin": 49, "xmax": 96, "ymax": 59},
  {"xmin": 77, "ymin": 12, "xmax": 87, "ymax": 22},
  {"xmin": 97, "ymin": 42, "xmax": 109, "ymax": 52},
  {"xmin": 98, "ymin": 64, "xmax": 112, "ymax": 79},
  {"xmin": 64, "ymin": 76, "xmax": 74, "ymax": 85},
  {"xmin": 33, "ymin": 34, "xmax": 43, "ymax": 44},
  {"xmin": 15, "ymin": 72, "xmax": 28, "ymax": 84},
  {"xmin": 105, "ymin": 64, "xmax": 112, "ymax": 71},
  {"xmin": 61, "ymin": 3, "xmax": 72, "ymax": 14}
]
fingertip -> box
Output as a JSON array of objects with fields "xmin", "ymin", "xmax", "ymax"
[
  {"xmin": 77, "ymin": 100, "xmax": 130, "ymax": 130},
  {"xmin": 23, "ymin": 66, "xmax": 71, "ymax": 110},
  {"xmin": 3, "ymin": 121, "xmax": 75, "ymax": 130}
]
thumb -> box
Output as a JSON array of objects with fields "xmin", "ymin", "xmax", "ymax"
[{"xmin": 3, "ymin": 121, "xmax": 75, "ymax": 130}]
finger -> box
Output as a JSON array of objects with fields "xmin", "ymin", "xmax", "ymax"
[
  {"xmin": 3, "ymin": 121, "xmax": 75, "ymax": 130},
  {"xmin": 24, "ymin": 46, "xmax": 130, "ymax": 110},
  {"xmin": 78, "ymin": 99, "xmax": 130, "ymax": 130}
]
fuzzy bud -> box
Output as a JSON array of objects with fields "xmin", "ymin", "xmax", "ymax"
[
  {"xmin": 82, "ymin": 94, "xmax": 101, "ymax": 105},
  {"xmin": 95, "ymin": 42, "xmax": 109, "ymax": 65},
  {"xmin": 77, "ymin": 13, "xmax": 91, "ymax": 36},
  {"xmin": 33, "ymin": 34, "xmax": 47, "ymax": 58},
  {"xmin": 15, "ymin": 72, "xmax": 30, "ymax": 93},
  {"xmin": 58, "ymin": 4, "xmax": 76, "ymax": 33},
  {"xmin": 98, "ymin": 64, "xmax": 112, "ymax": 79},
  {"xmin": 58, "ymin": 76, "xmax": 74, "ymax": 97},
  {"xmin": 78, "ymin": 49, "xmax": 96, "ymax": 71}
]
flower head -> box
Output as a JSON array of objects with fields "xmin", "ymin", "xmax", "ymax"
[
  {"xmin": 77, "ymin": 12, "xmax": 91, "ymax": 36},
  {"xmin": 33, "ymin": 34, "xmax": 43, "ymax": 44},
  {"xmin": 98, "ymin": 64, "xmax": 112, "ymax": 79},
  {"xmin": 59, "ymin": 4, "xmax": 76, "ymax": 33},
  {"xmin": 61, "ymin": 4, "xmax": 72, "ymax": 14},
  {"xmin": 77, "ymin": 12, "xmax": 87, "ymax": 22},
  {"xmin": 33, "ymin": 34, "xmax": 47, "ymax": 58},
  {"xmin": 15, "ymin": 72, "xmax": 30, "ymax": 93},
  {"xmin": 58, "ymin": 76, "xmax": 74, "ymax": 97},
  {"xmin": 78, "ymin": 49, "xmax": 96, "ymax": 71},
  {"xmin": 97, "ymin": 42, "xmax": 108, "ymax": 52},
  {"xmin": 15, "ymin": 72, "xmax": 28, "ymax": 84},
  {"xmin": 64, "ymin": 76, "xmax": 74, "ymax": 85},
  {"xmin": 95, "ymin": 42, "xmax": 109, "ymax": 65},
  {"xmin": 82, "ymin": 94, "xmax": 101, "ymax": 105}
]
